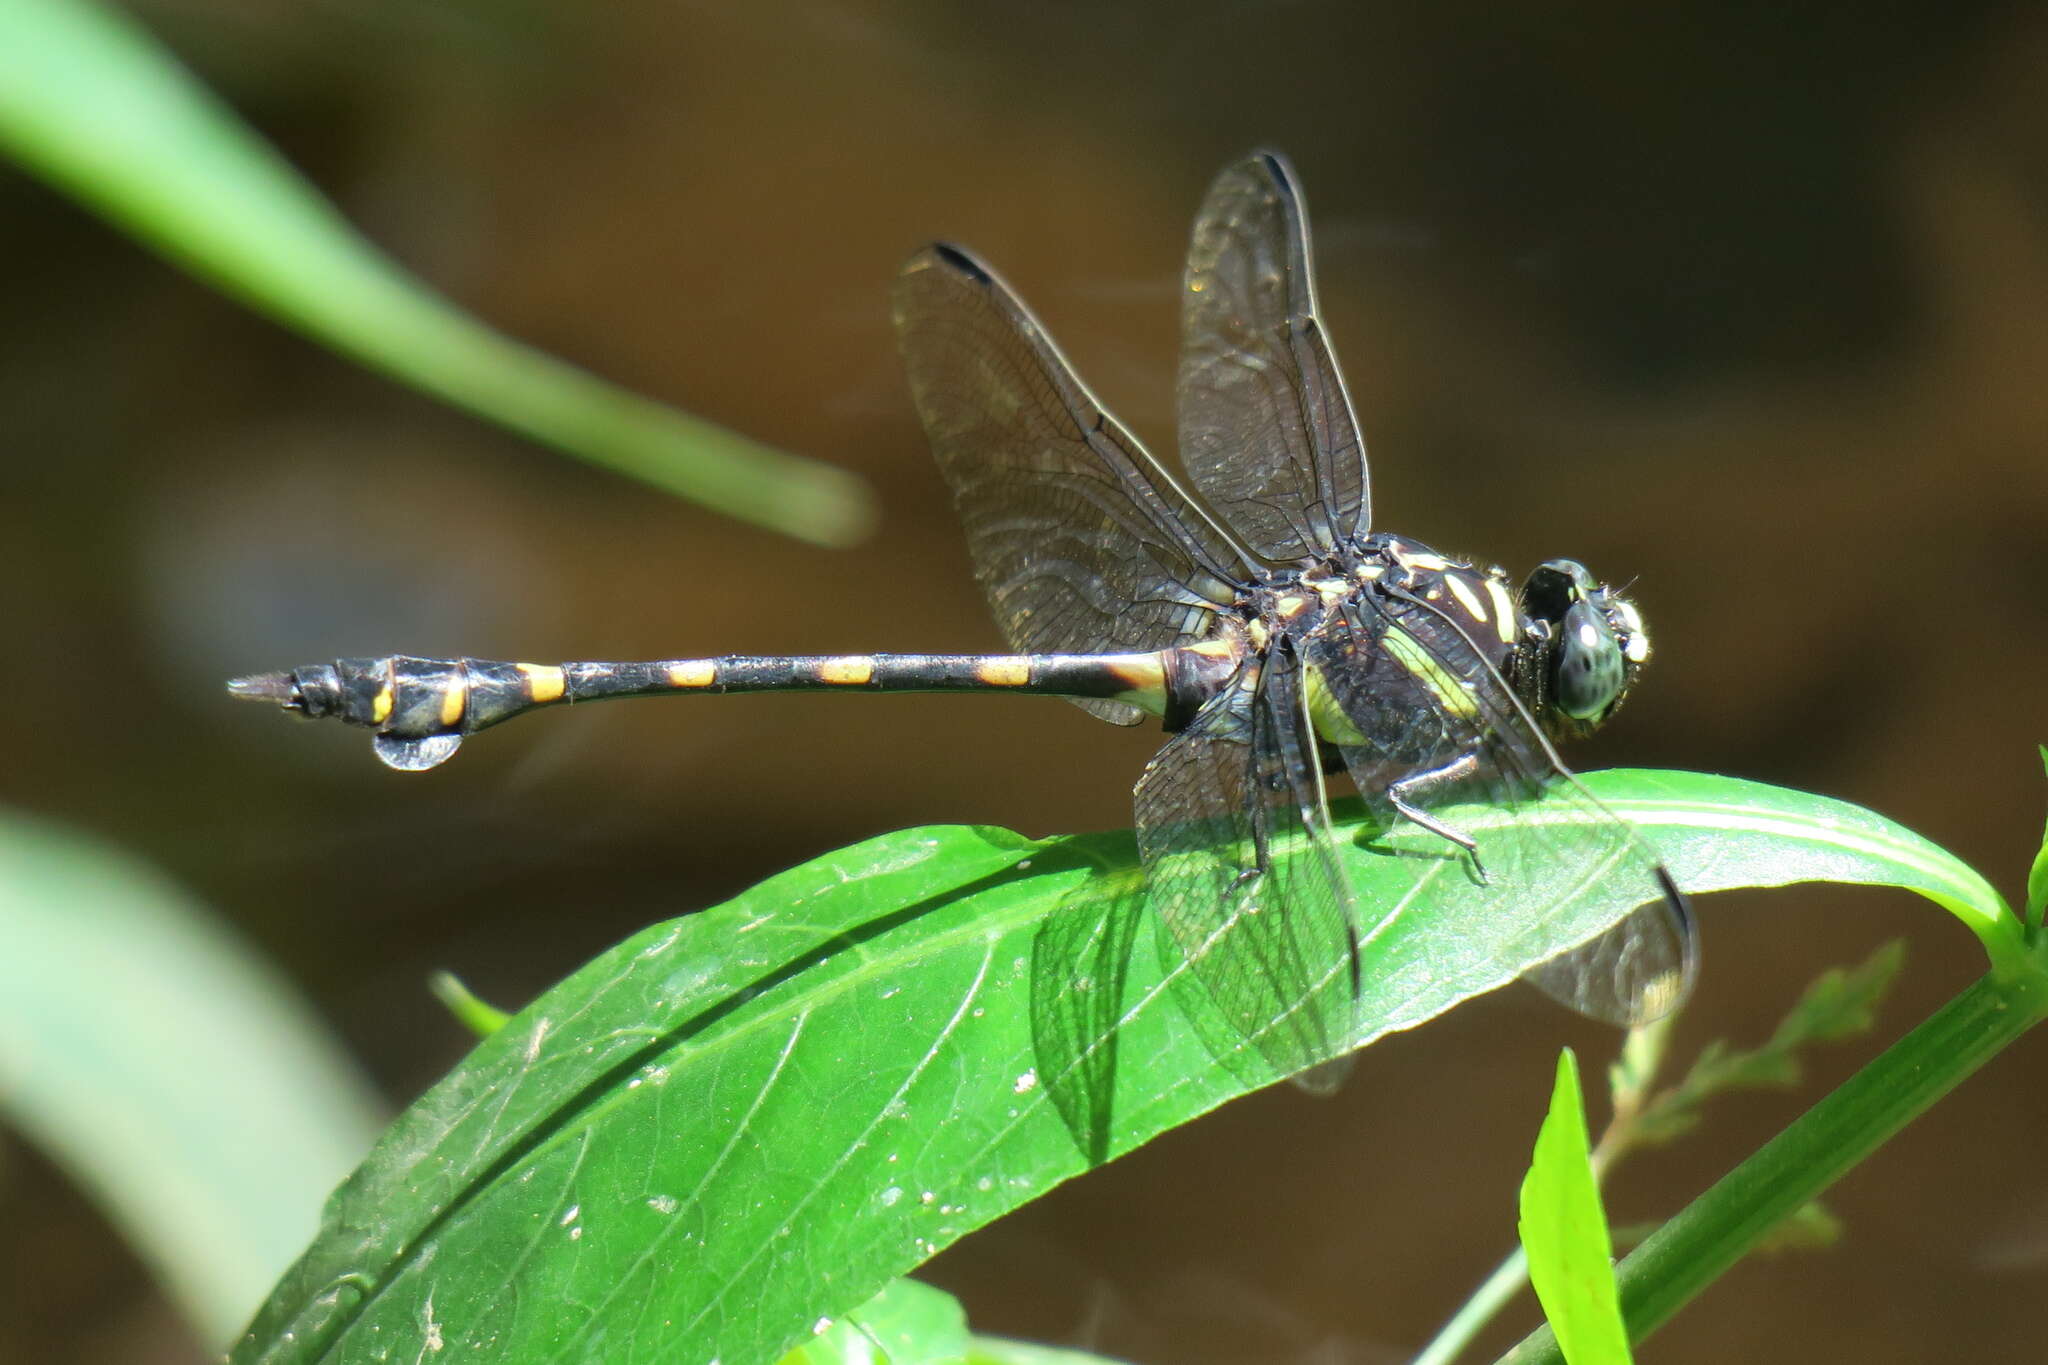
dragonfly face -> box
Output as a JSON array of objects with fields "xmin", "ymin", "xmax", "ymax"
[
  {"xmin": 230, "ymin": 152, "xmax": 1697, "ymax": 1128},
  {"xmin": 1513, "ymin": 558, "xmax": 1651, "ymax": 738}
]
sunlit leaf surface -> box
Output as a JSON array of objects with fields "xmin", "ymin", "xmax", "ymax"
[
  {"xmin": 778, "ymin": 1279, "xmax": 966, "ymax": 1365},
  {"xmin": 234, "ymin": 769, "xmax": 2011, "ymax": 1365}
]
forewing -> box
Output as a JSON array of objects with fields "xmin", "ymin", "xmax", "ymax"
[
  {"xmin": 1309, "ymin": 596, "xmax": 1697, "ymax": 1025},
  {"xmin": 895, "ymin": 245, "xmax": 1245, "ymax": 724},
  {"xmin": 1179, "ymin": 152, "xmax": 1369, "ymax": 563},
  {"xmin": 1137, "ymin": 651, "xmax": 1361, "ymax": 1088}
]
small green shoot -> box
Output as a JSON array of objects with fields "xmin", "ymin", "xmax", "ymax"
[
  {"xmin": 429, "ymin": 971, "xmax": 513, "ymax": 1039},
  {"xmin": 1423, "ymin": 941, "xmax": 1903, "ymax": 1363},
  {"xmin": 1616, "ymin": 941, "xmax": 1906, "ymax": 1153},
  {"xmin": 2027, "ymin": 746, "xmax": 2048, "ymax": 931},
  {"xmin": 1520, "ymin": 1050, "xmax": 1632, "ymax": 1365}
]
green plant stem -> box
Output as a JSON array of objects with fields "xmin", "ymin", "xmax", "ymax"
[
  {"xmin": 1497, "ymin": 963, "xmax": 2048, "ymax": 1364},
  {"xmin": 1413, "ymin": 1248, "xmax": 1529, "ymax": 1365}
]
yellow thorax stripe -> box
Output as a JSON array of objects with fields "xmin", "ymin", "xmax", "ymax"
[
  {"xmin": 1303, "ymin": 665, "xmax": 1366, "ymax": 745},
  {"xmin": 1380, "ymin": 628, "xmax": 1479, "ymax": 720}
]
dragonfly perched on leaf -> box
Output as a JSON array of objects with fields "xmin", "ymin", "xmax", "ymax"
[{"xmin": 231, "ymin": 152, "xmax": 1695, "ymax": 1154}]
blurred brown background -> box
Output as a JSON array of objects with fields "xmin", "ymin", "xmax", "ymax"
[{"xmin": 6, "ymin": 1, "xmax": 2048, "ymax": 1361}]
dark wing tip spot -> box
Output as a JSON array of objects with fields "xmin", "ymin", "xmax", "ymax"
[
  {"xmin": 1654, "ymin": 863, "xmax": 1693, "ymax": 931},
  {"xmin": 1249, "ymin": 149, "xmax": 1295, "ymax": 194},
  {"xmin": 929, "ymin": 242, "xmax": 992, "ymax": 285}
]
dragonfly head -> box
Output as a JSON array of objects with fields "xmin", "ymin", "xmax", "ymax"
[{"xmin": 1515, "ymin": 559, "xmax": 1650, "ymax": 739}]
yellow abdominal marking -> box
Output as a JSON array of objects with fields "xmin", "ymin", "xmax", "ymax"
[
  {"xmin": 517, "ymin": 663, "xmax": 566, "ymax": 703},
  {"xmin": 1107, "ymin": 656, "xmax": 1166, "ymax": 691},
  {"xmin": 975, "ymin": 658, "xmax": 1032, "ymax": 687},
  {"xmin": 818, "ymin": 656, "xmax": 875, "ymax": 685},
  {"xmin": 371, "ymin": 682, "xmax": 394, "ymax": 725},
  {"xmin": 438, "ymin": 675, "xmax": 467, "ymax": 728},
  {"xmin": 1484, "ymin": 576, "xmax": 1518, "ymax": 644},
  {"xmin": 1381, "ymin": 628, "xmax": 1480, "ymax": 721},
  {"xmin": 667, "ymin": 660, "xmax": 718, "ymax": 688}
]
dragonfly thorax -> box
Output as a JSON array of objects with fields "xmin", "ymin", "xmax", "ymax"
[{"xmin": 1213, "ymin": 535, "xmax": 1652, "ymax": 757}]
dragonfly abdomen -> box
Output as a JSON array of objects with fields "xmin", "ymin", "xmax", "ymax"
[{"xmin": 229, "ymin": 650, "xmax": 1177, "ymax": 770}]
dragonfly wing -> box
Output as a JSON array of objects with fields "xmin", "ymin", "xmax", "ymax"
[
  {"xmin": 1520, "ymin": 865, "xmax": 1696, "ymax": 1026},
  {"xmin": 895, "ymin": 245, "xmax": 1248, "ymax": 723},
  {"xmin": 1308, "ymin": 597, "xmax": 1697, "ymax": 1026},
  {"xmin": 1137, "ymin": 648, "xmax": 1361, "ymax": 1087},
  {"xmin": 1179, "ymin": 151, "xmax": 1369, "ymax": 562},
  {"xmin": 1030, "ymin": 853, "xmax": 1149, "ymax": 1164}
]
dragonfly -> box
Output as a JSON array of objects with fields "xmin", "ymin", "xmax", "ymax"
[{"xmin": 230, "ymin": 152, "xmax": 1695, "ymax": 1140}]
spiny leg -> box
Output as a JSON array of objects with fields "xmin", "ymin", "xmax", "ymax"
[{"xmin": 1387, "ymin": 752, "xmax": 1488, "ymax": 881}]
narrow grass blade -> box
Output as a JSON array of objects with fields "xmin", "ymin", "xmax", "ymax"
[
  {"xmin": 0, "ymin": 0, "xmax": 874, "ymax": 545},
  {"xmin": 0, "ymin": 811, "xmax": 385, "ymax": 1344}
]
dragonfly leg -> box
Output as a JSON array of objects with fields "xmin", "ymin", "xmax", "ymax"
[{"xmin": 1388, "ymin": 753, "xmax": 1487, "ymax": 880}]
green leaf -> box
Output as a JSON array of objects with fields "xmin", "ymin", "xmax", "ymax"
[
  {"xmin": 1520, "ymin": 1051, "xmax": 1632, "ymax": 1365},
  {"xmin": 780, "ymin": 1279, "xmax": 968, "ymax": 1365},
  {"xmin": 2027, "ymin": 745, "xmax": 2048, "ymax": 930},
  {"xmin": 232, "ymin": 769, "xmax": 2011, "ymax": 1365},
  {"xmin": 0, "ymin": 0, "xmax": 874, "ymax": 545},
  {"xmin": 1598, "ymin": 770, "xmax": 2017, "ymax": 970},
  {"xmin": 0, "ymin": 810, "xmax": 385, "ymax": 1344},
  {"xmin": 965, "ymin": 1340, "xmax": 1133, "ymax": 1365}
]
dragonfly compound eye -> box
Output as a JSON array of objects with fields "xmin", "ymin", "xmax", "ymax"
[
  {"xmin": 1518, "ymin": 558, "xmax": 1642, "ymax": 729},
  {"xmin": 1552, "ymin": 599, "xmax": 1626, "ymax": 721}
]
